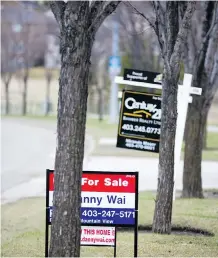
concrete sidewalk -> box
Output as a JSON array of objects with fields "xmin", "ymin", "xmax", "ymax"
[{"xmin": 2, "ymin": 155, "xmax": 218, "ymax": 204}]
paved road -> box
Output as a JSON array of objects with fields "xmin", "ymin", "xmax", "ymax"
[
  {"xmin": 1, "ymin": 118, "xmax": 94, "ymax": 204},
  {"xmin": 1, "ymin": 118, "xmax": 218, "ymax": 204}
]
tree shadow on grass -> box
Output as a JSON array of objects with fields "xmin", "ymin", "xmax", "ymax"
[{"xmin": 118, "ymin": 225, "xmax": 214, "ymax": 237}]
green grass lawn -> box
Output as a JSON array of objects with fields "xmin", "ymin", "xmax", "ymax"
[
  {"xmin": 1, "ymin": 191, "xmax": 218, "ymax": 257},
  {"xmin": 86, "ymin": 118, "xmax": 218, "ymax": 161}
]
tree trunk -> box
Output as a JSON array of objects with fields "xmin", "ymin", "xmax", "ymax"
[
  {"xmin": 22, "ymin": 75, "xmax": 28, "ymax": 116},
  {"xmin": 152, "ymin": 74, "xmax": 178, "ymax": 234},
  {"xmin": 5, "ymin": 83, "xmax": 10, "ymax": 115},
  {"xmin": 182, "ymin": 98, "xmax": 207, "ymax": 198},
  {"xmin": 182, "ymin": 88, "xmax": 212, "ymax": 198},
  {"xmin": 202, "ymin": 118, "xmax": 207, "ymax": 150},
  {"xmin": 45, "ymin": 71, "xmax": 52, "ymax": 116},
  {"xmin": 48, "ymin": 19, "xmax": 93, "ymax": 258},
  {"xmin": 98, "ymin": 88, "xmax": 104, "ymax": 121}
]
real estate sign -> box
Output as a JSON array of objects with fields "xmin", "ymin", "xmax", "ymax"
[
  {"xmin": 45, "ymin": 170, "xmax": 139, "ymax": 257},
  {"xmin": 47, "ymin": 171, "xmax": 138, "ymax": 226},
  {"xmin": 116, "ymin": 90, "xmax": 161, "ymax": 153},
  {"xmin": 45, "ymin": 169, "xmax": 138, "ymax": 257}
]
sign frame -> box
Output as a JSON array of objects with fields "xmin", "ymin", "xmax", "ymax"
[{"xmin": 45, "ymin": 170, "xmax": 139, "ymax": 258}]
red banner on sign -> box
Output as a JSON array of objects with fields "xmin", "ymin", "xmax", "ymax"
[
  {"xmin": 49, "ymin": 172, "xmax": 54, "ymax": 191},
  {"xmin": 49, "ymin": 172, "xmax": 135, "ymax": 193},
  {"xmin": 81, "ymin": 173, "xmax": 135, "ymax": 193}
]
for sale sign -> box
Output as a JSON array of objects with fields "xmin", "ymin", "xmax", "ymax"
[
  {"xmin": 45, "ymin": 170, "xmax": 138, "ymax": 257},
  {"xmin": 47, "ymin": 171, "xmax": 138, "ymax": 226},
  {"xmin": 116, "ymin": 90, "xmax": 161, "ymax": 153},
  {"xmin": 81, "ymin": 226, "xmax": 115, "ymax": 246}
]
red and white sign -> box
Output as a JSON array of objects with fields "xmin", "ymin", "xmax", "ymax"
[
  {"xmin": 49, "ymin": 173, "xmax": 136, "ymax": 208},
  {"xmin": 81, "ymin": 226, "xmax": 115, "ymax": 246},
  {"xmin": 48, "ymin": 171, "xmax": 137, "ymax": 225}
]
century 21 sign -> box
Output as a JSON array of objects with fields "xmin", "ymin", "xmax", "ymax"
[
  {"xmin": 124, "ymin": 97, "xmax": 161, "ymax": 120},
  {"xmin": 116, "ymin": 90, "xmax": 162, "ymax": 153}
]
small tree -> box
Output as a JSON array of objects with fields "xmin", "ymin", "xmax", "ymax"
[
  {"xmin": 18, "ymin": 4, "xmax": 46, "ymax": 115},
  {"xmin": 131, "ymin": 1, "xmax": 196, "ymax": 233},
  {"xmin": 117, "ymin": 2, "xmax": 161, "ymax": 72},
  {"xmin": 1, "ymin": 22, "xmax": 16, "ymax": 114},
  {"xmin": 48, "ymin": 1, "xmax": 120, "ymax": 256}
]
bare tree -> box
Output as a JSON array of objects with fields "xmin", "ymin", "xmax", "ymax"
[
  {"xmin": 1, "ymin": 22, "xmax": 16, "ymax": 114},
  {"xmin": 20, "ymin": 13, "xmax": 46, "ymax": 115},
  {"xmin": 89, "ymin": 24, "xmax": 112, "ymax": 120},
  {"xmin": 182, "ymin": 2, "xmax": 218, "ymax": 198},
  {"xmin": 131, "ymin": 1, "xmax": 196, "ymax": 233},
  {"xmin": 48, "ymin": 1, "xmax": 120, "ymax": 256},
  {"xmin": 117, "ymin": 2, "xmax": 161, "ymax": 72},
  {"xmin": 44, "ymin": 13, "xmax": 60, "ymax": 116}
]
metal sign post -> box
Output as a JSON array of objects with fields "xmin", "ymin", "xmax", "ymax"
[{"xmin": 108, "ymin": 21, "xmax": 121, "ymax": 124}]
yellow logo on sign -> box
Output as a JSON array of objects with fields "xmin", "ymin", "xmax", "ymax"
[
  {"xmin": 133, "ymin": 110, "xmax": 151, "ymax": 118},
  {"xmin": 123, "ymin": 110, "xmax": 151, "ymax": 118}
]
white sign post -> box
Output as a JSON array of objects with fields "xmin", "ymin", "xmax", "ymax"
[{"xmin": 115, "ymin": 73, "xmax": 202, "ymax": 200}]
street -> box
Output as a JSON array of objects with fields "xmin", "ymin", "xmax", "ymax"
[{"xmin": 1, "ymin": 117, "xmax": 218, "ymax": 204}]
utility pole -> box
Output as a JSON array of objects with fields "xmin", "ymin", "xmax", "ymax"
[{"xmin": 108, "ymin": 20, "xmax": 121, "ymax": 124}]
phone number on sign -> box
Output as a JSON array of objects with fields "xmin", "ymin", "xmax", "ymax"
[
  {"xmin": 82, "ymin": 210, "xmax": 135, "ymax": 218},
  {"xmin": 122, "ymin": 124, "xmax": 160, "ymax": 134}
]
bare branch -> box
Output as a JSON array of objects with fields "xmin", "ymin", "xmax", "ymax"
[
  {"xmin": 89, "ymin": 0, "xmax": 104, "ymax": 14},
  {"xmin": 88, "ymin": 1, "xmax": 120, "ymax": 34},
  {"xmin": 197, "ymin": 2, "xmax": 218, "ymax": 59},
  {"xmin": 127, "ymin": 1, "xmax": 156, "ymax": 33},
  {"xmin": 49, "ymin": 1, "xmax": 66, "ymax": 29},
  {"xmin": 210, "ymin": 50, "xmax": 218, "ymax": 87},
  {"xmin": 156, "ymin": 1, "xmax": 165, "ymax": 20},
  {"xmin": 170, "ymin": 1, "xmax": 196, "ymax": 68},
  {"xmin": 178, "ymin": 1, "xmax": 188, "ymax": 20},
  {"xmin": 166, "ymin": 2, "xmax": 179, "ymax": 61},
  {"xmin": 191, "ymin": 2, "xmax": 216, "ymax": 87}
]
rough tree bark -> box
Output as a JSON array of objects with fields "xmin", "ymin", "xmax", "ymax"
[
  {"xmin": 132, "ymin": 1, "xmax": 196, "ymax": 233},
  {"xmin": 152, "ymin": 73, "xmax": 178, "ymax": 233},
  {"xmin": 48, "ymin": 1, "xmax": 120, "ymax": 257},
  {"xmin": 183, "ymin": 95, "xmax": 207, "ymax": 198},
  {"xmin": 152, "ymin": 2, "xmax": 196, "ymax": 234},
  {"xmin": 182, "ymin": 1, "xmax": 217, "ymax": 198}
]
